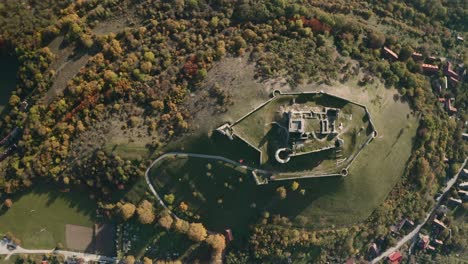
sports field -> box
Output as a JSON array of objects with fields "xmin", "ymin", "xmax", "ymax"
[{"xmin": 0, "ymin": 185, "xmax": 95, "ymax": 249}]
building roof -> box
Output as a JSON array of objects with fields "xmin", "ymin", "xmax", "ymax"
[
  {"xmin": 419, "ymin": 234, "xmax": 430, "ymax": 249},
  {"xmin": 446, "ymin": 100, "xmax": 457, "ymax": 113},
  {"xmin": 225, "ymin": 229, "xmax": 233, "ymax": 242},
  {"xmin": 433, "ymin": 218, "xmax": 448, "ymax": 229},
  {"xmin": 446, "ymin": 62, "xmax": 460, "ymax": 80},
  {"xmin": 383, "ymin": 47, "xmax": 399, "ymax": 60},
  {"xmin": 449, "ymin": 197, "xmax": 462, "ymax": 204},
  {"xmin": 388, "ymin": 251, "xmax": 403, "ymax": 262},
  {"xmin": 412, "ymin": 52, "xmax": 423, "ymax": 60},
  {"xmin": 422, "ymin": 63, "xmax": 439, "ymax": 72}
]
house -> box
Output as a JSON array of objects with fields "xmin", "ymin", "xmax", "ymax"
[
  {"xmin": 383, "ymin": 47, "xmax": 399, "ymax": 60},
  {"xmin": 462, "ymin": 133, "xmax": 468, "ymax": 140},
  {"xmin": 427, "ymin": 56, "xmax": 439, "ymax": 63},
  {"xmin": 446, "ymin": 99, "xmax": 457, "ymax": 114},
  {"xmin": 433, "ymin": 239, "xmax": 444, "ymax": 246},
  {"xmin": 449, "ymin": 76, "xmax": 460, "ymax": 85},
  {"xmin": 449, "ymin": 197, "xmax": 463, "ymax": 206},
  {"xmin": 225, "ymin": 229, "xmax": 233, "ymax": 242},
  {"xmin": 388, "ymin": 251, "xmax": 403, "ymax": 264},
  {"xmin": 456, "ymin": 35, "xmax": 464, "ymax": 42},
  {"xmin": 418, "ymin": 234, "xmax": 430, "ymax": 249},
  {"xmin": 422, "ymin": 63, "xmax": 439, "ymax": 73},
  {"xmin": 368, "ymin": 243, "xmax": 379, "ymax": 259},
  {"xmin": 445, "ymin": 62, "xmax": 460, "ymax": 81},
  {"xmin": 458, "ymin": 190, "xmax": 468, "ymax": 199},
  {"xmin": 460, "ymin": 181, "xmax": 468, "ymax": 190},
  {"xmin": 412, "ymin": 52, "xmax": 423, "ymax": 61},
  {"xmin": 433, "ymin": 218, "xmax": 448, "ymax": 229}
]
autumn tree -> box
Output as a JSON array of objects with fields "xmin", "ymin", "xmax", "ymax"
[
  {"xmin": 179, "ymin": 202, "xmax": 188, "ymax": 212},
  {"xmin": 137, "ymin": 200, "xmax": 155, "ymax": 224},
  {"xmin": 120, "ymin": 203, "xmax": 136, "ymax": 221},
  {"xmin": 173, "ymin": 218, "xmax": 190, "ymax": 233},
  {"xmin": 143, "ymin": 257, "xmax": 153, "ymax": 264},
  {"xmin": 276, "ymin": 186, "xmax": 287, "ymax": 200},
  {"xmin": 207, "ymin": 234, "xmax": 226, "ymax": 264},
  {"xmin": 187, "ymin": 223, "xmax": 207, "ymax": 242},
  {"xmin": 206, "ymin": 234, "xmax": 226, "ymax": 252},
  {"xmin": 4, "ymin": 199, "xmax": 13, "ymax": 208},
  {"xmin": 124, "ymin": 255, "xmax": 135, "ymax": 264},
  {"xmin": 158, "ymin": 214, "xmax": 174, "ymax": 230},
  {"xmin": 9, "ymin": 95, "xmax": 20, "ymax": 106}
]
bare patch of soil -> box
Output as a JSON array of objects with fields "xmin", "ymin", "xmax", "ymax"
[
  {"xmin": 45, "ymin": 36, "xmax": 90, "ymax": 104},
  {"xmin": 67, "ymin": 104, "xmax": 156, "ymax": 163}
]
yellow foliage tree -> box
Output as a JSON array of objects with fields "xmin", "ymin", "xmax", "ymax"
[
  {"xmin": 187, "ymin": 223, "xmax": 207, "ymax": 242},
  {"xmin": 137, "ymin": 200, "xmax": 155, "ymax": 224}
]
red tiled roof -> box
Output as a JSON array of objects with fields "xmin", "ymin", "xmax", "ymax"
[
  {"xmin": 389, "ymin": 251, "xmax": 402, "ymax": 262},
  {"xmin": 447, "ymin": 100, "xmax": 457, "ymax": 112},
  {"xmin": 412, "ymin": 52, "xmax": 423, "ymax": 60},
  {"xmin": 422, "ymin": 63, "xmax": 439, "ymax": 72},
  {"xmin": 225, "ymin": 229, "xmax": 233, "ymax": 242}
]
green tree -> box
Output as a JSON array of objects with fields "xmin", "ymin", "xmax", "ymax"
[
  {"xmin": 291, "ymin": 181, "xmax": 299, "ymax": 191},
  {"xmin": 164, "ymin": 194, "xmax": 175, "ymax": 204}
]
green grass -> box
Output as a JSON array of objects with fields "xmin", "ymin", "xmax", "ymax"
[
  {"xmin": 151, "ymin": 156, "xmax": 268, "ymax": 239},
  {"xmin": 0, "ymin": 184, "xmax": 96, "ymax": 249},
  {"xmin": 104, "ymin": 141, "xmax": 150, "ymax": 160},
  {"xmin": 231, "ymin": 93, "xmax": 372, "ymax": 175},
  {"xmin": 150, "ymin": 76, "xmax": 418, "ymax": 230}
]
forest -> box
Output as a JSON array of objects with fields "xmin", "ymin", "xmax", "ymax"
[{"xmin": 0, "ymin": 0, "xmax": 467, "ymax": 263}]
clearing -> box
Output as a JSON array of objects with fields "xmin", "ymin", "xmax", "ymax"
[
  {"xmin": 150, "ymin": 56, "xmax": 418, "ymax": 230},
  {"xmin": 0, "ymin": 185, "xmax": 96, "ymax": 249}
]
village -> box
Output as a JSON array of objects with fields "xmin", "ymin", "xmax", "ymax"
[{"xmin": 353, "ymin": 39, "xmax": 468, "ymax": 264}]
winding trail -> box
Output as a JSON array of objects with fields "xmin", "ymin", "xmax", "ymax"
[
  {"xmin": 144, "ymin": 152, "xmax": 270, "ymax": 218},
  {"xmin": 370, "ymin": 157, "xmax": 467, "ymax": 264}
]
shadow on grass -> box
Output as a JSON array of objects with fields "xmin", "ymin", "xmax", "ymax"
[
  {"xmin": 149, "ymin": 156, "xmax": 344, "ymax": 241},
  {"xmin": 0, "ymin": 182, "xmax": 96, "ymax": 220}
]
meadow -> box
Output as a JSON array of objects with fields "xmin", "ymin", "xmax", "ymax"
[
  {"xmin": 0, "ymin": 184, "xmax": 96, "ymax": 249},
  {"xmin": 149, "ymin": 59, "xmax": 418, "ymax": 231}
]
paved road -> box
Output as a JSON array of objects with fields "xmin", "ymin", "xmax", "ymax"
[
  {"xmin": 0, "ymin": 240, "xmax": 117, "ymax": 262},
  {"xmin": 370, "ymin": 157, "xmax": 467, "ymax": 263},
  {"xmin": 0, "ymin": 243, "xmax": 117, "ymax": 263}
]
